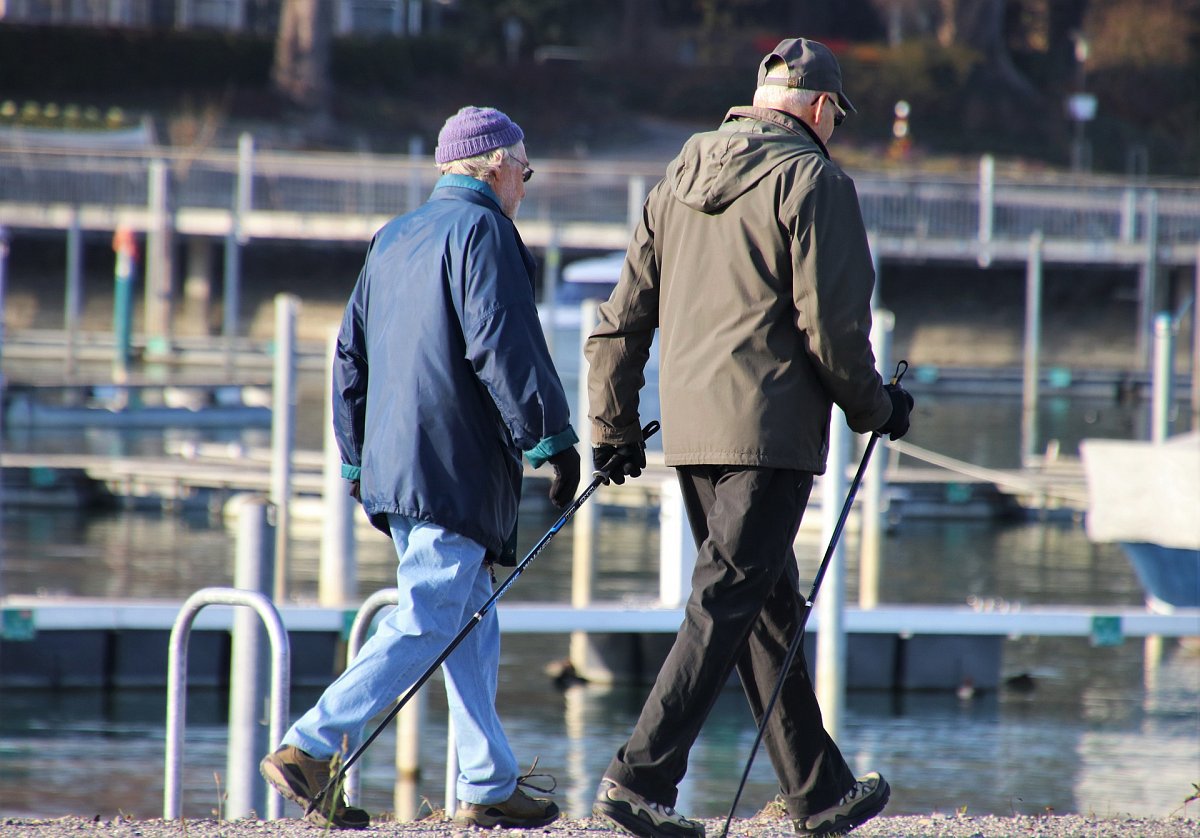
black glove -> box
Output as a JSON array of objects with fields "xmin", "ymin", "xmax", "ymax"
[
  {"xmin": 348, "ymin": 480, "xmax": 361, "ymax": 501},
  {"xmin": 546, "ymin": 447, "xmax": 581, "ymax": 508},
  {"xmin": 593, "ymin": 440, "xmax": 646, "ymax": 485},
  {"xmin": 877, "ymin": 384, "xmax": 915, "ymax": 440}
]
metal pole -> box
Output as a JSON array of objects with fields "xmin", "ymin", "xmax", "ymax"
[
  {"xmin": 144, "ymin": 158, "xmax": 172, "ymax": 357},
  {"xmin": 344, "ymin": 588, "xmax": 402, "ymax": 807},
  {"xmin": 627, "ymin": 175, "xmax": 647, "ymax": 229},
  {"xmin": 658, "ymin": 479, "xmax": 696, "ymax": 608},
  {"xmin": 1022, "ymin": 232, "xmax": 1044, "ymax": 465},
  {"xmin": 542, "ymin": 228, "xmax": 561, "ymax": 359},
  {"xmin": 64, "ymin": 209, "xmax": 82, "ymax": 380},
  {"xmin": 406, "ymin": 135, "xmax": 424, "ymax": 212},
  {"xmin": 860, "ymin": 311, "xmax": 893, "ymax": 610},
  {"xmin": 1192, "ymin": 244, "xmax": 1200, "ymax": 431},
  {"xmin": 165, "ymin": 588, "xmax": 289, "ymax": 821},
  {"xmin": 321, "ymin": 328, "xmax": 356, "ymax": 606},
  {"xmin": 1151, "ymin": 312, "xmax": 1173, "ymax": 443},
  {"xmin": 977, "ymin": 154, "xmax": 995, "ymax": 267},
  {"xmin": 271, "ymin": 294, "xmax": 299, "ymax": 602},
  {"xmin": 444, "ymin": 716, "xmax": 458, "ymax": 819},
  {"xmin": 225, "ymin": 497, "xmax": 277, "ymax": 820},
  {"xmin": 0, "ymin": 227, "xmax": 8, "ymax": 603},
  {"xmin": 1137, "ymin": 191, "xmax": 1160, "ymax": 368},
  {"xmin": 816, "ymin": 409, "xmax": 849, "ymax": 740},
  {"xmin": 222, "ymin": 229, "xmax": 241, "ymax": 376},
  {"xmin": 569, "ymin": 300, "xmax": 600, "ymax": 678},
  {"xmin": 236, "ymin": 133, "xmax": 254, "ymax": 226},
  {"xmin": 112, "ymin": 226, "xmax": 137, "ymax": 389},
  {"xmin": 394, "ymin": 688, "xmax": 425, "ymax": 820},
  {"xmin": 223, "ymin": 134, "xmax": 253, "ymax": 375}
]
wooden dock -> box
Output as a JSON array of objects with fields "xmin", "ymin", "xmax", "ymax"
[{"xmin": 0, "ymin": 439, "xmax": 1091, "ymax": 518}]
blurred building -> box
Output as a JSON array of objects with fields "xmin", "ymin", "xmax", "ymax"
[{"xmin": 0, "ymin": 0, "xmax": 432, "ymax": 35}]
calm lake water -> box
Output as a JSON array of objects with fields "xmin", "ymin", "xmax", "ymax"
[{"xmin": 0, "ymin": 360, "xmax": 1197, "ymax": 821}]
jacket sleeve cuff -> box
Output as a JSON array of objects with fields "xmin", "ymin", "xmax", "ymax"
[
  {"xmin": 341, "ymin": 463, "xmax": 361, "ymax": 481},
  {"xmin": 524, "ymin": 426, "xmax": 580, "ymax": 468}
]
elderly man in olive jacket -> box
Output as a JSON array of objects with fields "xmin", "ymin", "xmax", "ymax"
[{"xmin": 587, "ymin": 39, "xmax": 912, "ymax": 838}]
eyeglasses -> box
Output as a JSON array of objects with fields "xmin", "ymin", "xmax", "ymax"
[
  {"xmin": 824, "ymin": 94, "xmax": 847, "ymax": 127},
  {"xmin": 511, "ymin": 154, "xmax": 534, "ymax": 183}
]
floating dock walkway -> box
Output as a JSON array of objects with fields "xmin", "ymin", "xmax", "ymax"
[{"xmin": 2, "ymin": 594, "xmax": 1195, "ymax": 693}]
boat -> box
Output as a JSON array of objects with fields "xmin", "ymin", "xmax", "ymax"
[{"xmin": 1080, "ymin": 432, "xmax": 1200, "ymax": 612}]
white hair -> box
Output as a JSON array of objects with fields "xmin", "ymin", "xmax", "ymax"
[
  {"xmin": 752, "ymin": 57, "xmax": 827, "ymax": 116},
  {"xmin": 438, "ymin": 143, "xmax": 521, "ymax": 182}
]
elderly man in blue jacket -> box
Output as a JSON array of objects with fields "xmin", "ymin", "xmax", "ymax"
[{"xmin": 261, "ymin": 106, "xmax": 579, "ymax": 830}]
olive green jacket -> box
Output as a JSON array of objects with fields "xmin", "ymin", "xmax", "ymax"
[{"xmin": 585, "ymin": 106, "xmax": 892, "ymax": 473}]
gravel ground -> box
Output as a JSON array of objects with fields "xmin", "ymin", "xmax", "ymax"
[{"xmin": 3, "ymin": 814, "xmax": 1199, "ymax": 838}]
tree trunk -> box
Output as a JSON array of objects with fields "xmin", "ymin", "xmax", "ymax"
[{"xmin": 272, "ymin": 0, "xmax": 332, "ymax": 113}]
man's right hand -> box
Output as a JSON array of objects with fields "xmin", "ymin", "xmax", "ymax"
[
  {"xmin": 593, "ymin": 441, "xmax": 647, "ymax": 485},
  {"xmin": 877, "ymin": 384, "xmax": 915, "ymax": 440}
]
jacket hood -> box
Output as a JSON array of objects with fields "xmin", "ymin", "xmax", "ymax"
[{"xmin": 666, "ymin": 106, "xmax": 827, "ymax": 214}]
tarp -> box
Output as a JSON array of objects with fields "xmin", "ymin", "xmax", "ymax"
[{"xmin": 1080, "ymin": 431, "xmax": 1200, "ymax": 549}]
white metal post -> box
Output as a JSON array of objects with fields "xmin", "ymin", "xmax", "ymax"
[
  {"xmin": 816, "ymin": 409, "xmax": 850, "ymax": 740},
  {"xmin": 321, "ymin": 327, "xmax": 356, "ymax": 606},
  {"xmin": 1193, "ymin": 244, "xmax": 1200, "ymax": 431},
  {"xmin": 64, "ymin": 209, "xmax": 82, "ymax": 379},
  {"xmin": 860, "ymin": 311, "xmax": 893, "ymax": 610},
  {"xmin": 1151, "ymin": 312, "xmax": 1174, "ymax": 443},
  {"xmin": 225, "ymin": 498, "xmax": 277, "ymax": 820},
  {"xmin": 1022, "ymin": 232, "xmax": 1044, "ymax": 465},
  {"xmin": 1138, "ymin": 191, "xmax": 1160, "ymax": 368},
  {"xmin": 444, "ymin": 717, "xmax": 458, "ymax": 819},
  {"xmin": 271, "ymin": 294, "xmax": 299, "ymax": 602},
  {"xmin": 570, "ymin": 300, "xmax": 601, "ymax": 677},
  {"xmin": 976, "ymin": 154, "xmax": 995, "ymax": 266},
  {"xmin": 658, "ymin": 479, "xmax": 696, "ymax": 608}
]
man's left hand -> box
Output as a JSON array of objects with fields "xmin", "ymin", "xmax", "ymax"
[{"xmin": 547, "ymin": 447, "xmax": 581, "ymax": 508}]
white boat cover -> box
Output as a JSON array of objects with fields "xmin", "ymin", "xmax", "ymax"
[{"xmin": 1080, "ymin": 431, "xmax": 1200, "ymax": 550}]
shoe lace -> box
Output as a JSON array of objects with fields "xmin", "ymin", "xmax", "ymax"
[
  {"xmin": 650, "ymin": 800, "xmax": 684, "ymax": 818},
  {"xmin": 837, "ymin": 778, "xmax": 871, "ymax": 806},
  {"xmin": 517, "ymin": 756, "xmax": 557, "ymax": 796}
]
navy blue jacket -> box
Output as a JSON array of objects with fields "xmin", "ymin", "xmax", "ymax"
[{"xmin": 333, "ymin": 175, "xmax": 576, "ymax": 558}]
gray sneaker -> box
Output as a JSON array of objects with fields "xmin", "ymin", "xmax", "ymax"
[
  {"xmin": 259, "ymin": 745, "xmax": 370, "ymax": 830},
  {"xmin": 592, "ymin": 777, "xmax": 705, "ymax": 838},
  {"xmin": 794, "ymin": 772, "xmax": 890, "ymax": 836}
]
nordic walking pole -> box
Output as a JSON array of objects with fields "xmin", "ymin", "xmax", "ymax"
[
  {"xmin": 718, "ymin": 363, "xmax": 908, "ymax": 838},
  {"xmin": 306, "ymin": 420, "xmax": 661, "ymax": 817}
]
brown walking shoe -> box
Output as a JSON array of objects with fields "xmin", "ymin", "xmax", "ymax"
[
  {"xmin": 259, "ymin": 745, "xmax": 370, "ymax": 829},
  {"xmin": 454, "ymin": 786, "xmax": 560, "ymax": 829},
  {"xmin": 454, "ymin": 761, "xmax": 561, "ymax": 829}
]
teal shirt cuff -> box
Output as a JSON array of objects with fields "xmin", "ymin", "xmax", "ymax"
[
  {"xmin": 524, "ymin": 426, "xmax": 580, "ymax": 468},
  {"xmin": 341, "ymin": 463, "xmax": 361, "ymax": 481}
]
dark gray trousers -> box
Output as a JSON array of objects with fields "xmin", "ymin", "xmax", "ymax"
[{"xmin": 604, "ymin": 465, "xmax": 854, "ymax": 819}]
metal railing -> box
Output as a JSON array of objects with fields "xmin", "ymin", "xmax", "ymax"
[
  {"xmin": 2, "ymin": 142, "xmax": 1199, "ymax": 256},
  {"xmin": 163, "ymin": 587, "xmax": 291, "ymax": 821}
]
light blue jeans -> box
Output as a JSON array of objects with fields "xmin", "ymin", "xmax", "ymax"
[{"xmin": 283, "ymin": 513, "xmax": 520, "ymax": 805}]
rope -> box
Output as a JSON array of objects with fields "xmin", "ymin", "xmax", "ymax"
[{"xmin": 886, "ymin": 439, "xmax": 1089, "ymax": 505}]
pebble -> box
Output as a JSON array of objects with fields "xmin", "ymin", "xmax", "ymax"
[{"xmin": 0, "ymin": 814, "xmax": 1198, "ymax": 838}]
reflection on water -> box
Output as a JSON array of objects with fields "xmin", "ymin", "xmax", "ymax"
[
  {"xmin": 1, "ymin": 638, "xmax": 1197, "ymax": 820},
  {"xmin": 0, "ymin": 386, "xmax": 1197, "ymax": 820}
]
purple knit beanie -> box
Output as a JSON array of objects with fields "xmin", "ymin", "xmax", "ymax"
[{"xmin": 435, "ymin": 106, "xmax": 524, "ymax": 164}]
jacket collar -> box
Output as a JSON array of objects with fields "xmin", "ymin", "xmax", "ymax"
[
  {"xmin": 431, "ymin": 173, "xmax": 503, "ymax": 211},
  {"xmin": 722, "ymin": 105, "xmax": 831, "ymax": 159}
]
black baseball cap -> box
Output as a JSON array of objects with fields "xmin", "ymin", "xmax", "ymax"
[{"xmin": 756, "ymin": 38, "xmax": 856, "ymax": 114}]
